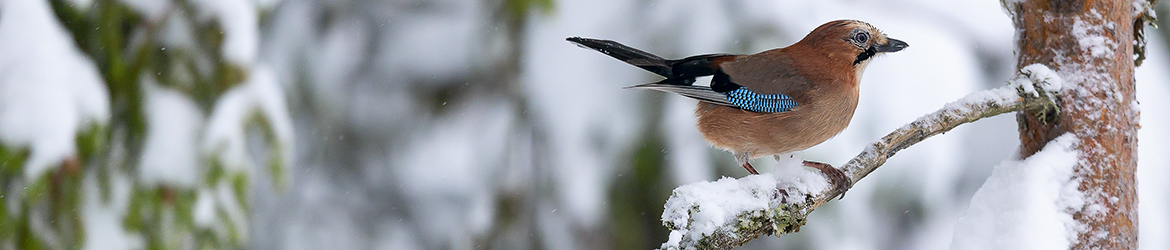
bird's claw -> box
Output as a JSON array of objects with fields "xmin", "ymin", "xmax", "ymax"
[{"xmin": 802, "ymin": 161, "xmax": 851, "ymax": 199}]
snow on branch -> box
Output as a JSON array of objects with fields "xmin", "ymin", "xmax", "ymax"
[{"xmin": 659, "ymin": 64, "xmax": 1064, "ymax": 250}]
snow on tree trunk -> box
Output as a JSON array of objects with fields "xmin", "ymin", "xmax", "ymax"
[{"xmin": 1006, "ymin": 0, "xmax": 1144, "ymax": 248}]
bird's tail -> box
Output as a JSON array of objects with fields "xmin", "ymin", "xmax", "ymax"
[{"xmin": 566, "ymin": 37, "xmax": 673, "ymax": 77}]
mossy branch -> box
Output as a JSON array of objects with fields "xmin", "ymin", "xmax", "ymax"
[{"xmin": 660, "ymin": 66, "xmax": 1062, "ymax": 250}]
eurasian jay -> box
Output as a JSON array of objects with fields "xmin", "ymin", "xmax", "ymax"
[{"xmin": 567, "ymin": 20, "xmax": 907, "ymax": 193}]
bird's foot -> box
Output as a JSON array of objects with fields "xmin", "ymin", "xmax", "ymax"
[
  {"xmin": 802, "ymin": 161, "xmax": 851, "ymax": 199},
  {"xmin": 741, "ymin": 162, "xmax": 760, "ymax": 175}
]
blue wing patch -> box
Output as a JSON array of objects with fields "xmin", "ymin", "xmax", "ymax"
[{"xmin": 726, "ymin": 87, "xmax": 798, "ymax": 113}]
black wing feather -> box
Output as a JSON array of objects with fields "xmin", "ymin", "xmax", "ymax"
[{"xmin": 624, "ymin": 83, "xmax": 735, "ymax": 107}]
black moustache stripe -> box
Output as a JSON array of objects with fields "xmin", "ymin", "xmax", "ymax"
[{"xmin": 854, "ymin": 47, "xmax": 876, "ymax": 66}]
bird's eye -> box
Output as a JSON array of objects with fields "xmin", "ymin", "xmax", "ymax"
[{"xmin": 854, "ymin": 32, "xmax": 869, "ymax": 44}]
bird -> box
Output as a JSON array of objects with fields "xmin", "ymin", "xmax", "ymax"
[{"xmin": 567, "ymin": 20, "xmax": 907, "ymax": 194}]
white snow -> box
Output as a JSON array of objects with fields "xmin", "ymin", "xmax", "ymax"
[
  {"xmin": 1133, "ymin": 0, "xmax": 1153, "ymax": 17},
  {"xmin": 916, "ymin": 64, "xmax": 1060, "ymax": 128},
  {"xmin": 194, "ymin": 189, "xmax": 217, "ymax": 227},
  {"xmin": 660, "ymin": 174, "xmax": 780, "ymax": 249},
  {"xmin": 82, "ymin": 173, "xmax": 142, "ymax": 250},
  {"xmin": 203, "ymin": 65, "xmax": 294, "ymax": 173},
  {"xmin": 940, "ymin": 85, "xmax": 1017, "ymax": 115},
  {"xmin": 660, "ymin": 155, "xmax": 829, "ymax": 249},
  {"xmin": 951, "ymin": 134, "xmax": 1083, "ymax": 250},
  {"xmin": 1019, "ymin": 64, "xmax": 1064, "ymax": 92},
  {"xmin": 0, "ymin": 0, "xmax": 297, "ymax": 248},
  {"xmin": 1071, "ymin": 16, "xmax": 1116, "ymax": 58},
  {"xmin": 771, "ymin": 154, "xmax": 832, "ymax": 195},
  {"xmin": 189, "ymin": 0, "xmax": 263, "ymax": 65},
  {"xmin": 0, "ymin": 0, "xmax": 110, "ymax": 181},
  {"xmin": 139, "ymin": 82, "xmax": 204, "ymax": 187},
  {"xmin": 1049, "ymin": 13, "xmax": 1122, "ymax": 101}
]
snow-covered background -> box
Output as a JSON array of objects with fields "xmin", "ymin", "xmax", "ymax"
[{"xmin": 1, "ymin": 0, "xmax": 1168, "ymax": 249}]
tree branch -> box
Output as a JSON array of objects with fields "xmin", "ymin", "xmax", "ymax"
[{"xmin": 659, "ymin": 65, "xmax": 1064, "ymax": 250}]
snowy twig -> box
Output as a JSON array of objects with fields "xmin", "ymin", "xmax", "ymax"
[{"xmin": 659, "ymin": 65, "xmax": 1063, "ymax": 250}]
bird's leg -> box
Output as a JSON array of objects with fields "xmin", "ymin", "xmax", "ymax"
[
  {"xmin": 734, "ymin": 152, "xmax": 759, "ymax": 175},
  {"xmin": 742, "ymin": 162, "xmax": 760, "ymax": 175},
  {"xmin": 802, "ymin": 161, "xmax": 851, "ymax": 199}
]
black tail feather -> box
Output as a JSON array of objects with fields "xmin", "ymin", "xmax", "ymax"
[
  {"xmin": 566, "ymin": 37, "xmax": 672, "ymax": 77},
  {"xmin": 567, "ymin": 37, "xmax": 740, "ymax": 86}
]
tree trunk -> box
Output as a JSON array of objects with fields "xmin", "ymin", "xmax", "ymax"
[{"xmin": 1009, "ymin": 0, "xmax": 1140, "ymax": 248}]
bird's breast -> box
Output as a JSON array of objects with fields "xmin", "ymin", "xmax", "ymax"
[{"xmin": 694, "ymin": 85, "xmax": 859, "ymax": 157}]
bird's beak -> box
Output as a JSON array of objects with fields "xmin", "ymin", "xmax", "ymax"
[{"xmin": 875, "ymin": 38, "xmax": 908, "ymax": 53}]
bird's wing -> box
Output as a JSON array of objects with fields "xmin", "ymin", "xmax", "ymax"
[
  {"xmin": 625, "ymin": 83, "xmax": 736, "ymax": 106},
  {"xmin": 717, "ymin": 50, "xmax": 813, "ymax": 98},
  {"xmin": 673, "ymin": 50, "xmax": 806, "ymax": 113},
  {"xmin": 721, "ymin": 87, "xmax": 799, "ymax": 113},
  {"xmin": 627, "ymin": 81, "xmax": 799, "ymax": 113}
]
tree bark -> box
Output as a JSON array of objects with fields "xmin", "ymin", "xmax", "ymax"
[{"xmin": 1008, "ymin": 0, "xmax": 1142, "ymax": 248}]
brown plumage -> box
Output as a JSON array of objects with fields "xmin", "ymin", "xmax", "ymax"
[{"xmin": 568, "ymin": 20, "xmax": 906, "ymax": 194}]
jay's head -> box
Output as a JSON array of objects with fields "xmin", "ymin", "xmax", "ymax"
[{"xmin": 799, "ymin": 20, "xmax": 908, "ymax": 67}]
